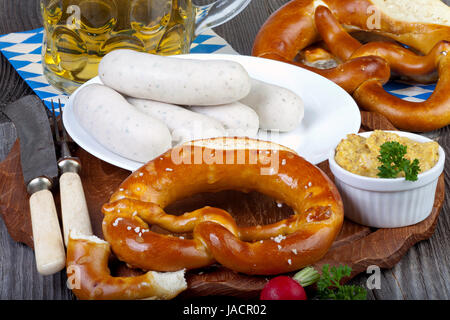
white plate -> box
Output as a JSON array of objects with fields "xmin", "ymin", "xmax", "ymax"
[{"xmin": 63, "ymin": 54, "xmax": 361, "ymax": 171}]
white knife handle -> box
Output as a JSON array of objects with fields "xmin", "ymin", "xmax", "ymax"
[
  {"xmin": 60, "ymin": 171, "xmax": 93, "ymax": 245},
  {"xmin": 29, "ymin": 189, "xmax": 66, "ymax": 275}
]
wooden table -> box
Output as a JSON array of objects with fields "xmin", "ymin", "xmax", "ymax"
[{"xmin": 1, "ymin": 0, "xmax": 449, "ymax": 300}]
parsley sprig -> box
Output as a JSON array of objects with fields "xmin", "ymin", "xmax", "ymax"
[
  {"xmin": 316, "ymin": 264, "xmax": 367, "ymax": 300},
  {"xmin": 377, "ymin": 141, "xmax": 421, "ymax": 181}
]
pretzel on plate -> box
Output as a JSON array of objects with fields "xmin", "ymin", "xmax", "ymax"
[
  {"xmin": 101, "ymin": 138, "xmax": 344, "ymax": 275},
  {"xmin": 252, "ymin": 0, "xmax": 450, "ymax": 132}
]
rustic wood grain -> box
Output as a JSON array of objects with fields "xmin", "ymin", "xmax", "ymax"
[
  {"xmin": 211, "ymin": 0, "xmax": 450, "ymax": 300},
  {"xmin": 0, "ymin": 112, "xmax": 445, "ymax": 299},
  {"xmin": 1, "ymin": 0, "xmax": 450, "ymax": 300}
]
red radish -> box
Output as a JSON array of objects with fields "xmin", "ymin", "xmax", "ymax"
[{"xmin": 260, "ymin": 276, "xmax": 307, "ymax": 300}]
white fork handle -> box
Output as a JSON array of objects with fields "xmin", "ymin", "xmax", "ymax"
[
  {"xmin": 60, "ymin": 171, "xmax": 93, "ymax": 245},
  {"xmin": 29, "ymin": 189, "xmax": 66, "ymax": 275}
]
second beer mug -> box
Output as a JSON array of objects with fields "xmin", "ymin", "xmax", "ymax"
[{"xmin": 41, "ymin": 0, "xmax": 251, "ymax": 93}]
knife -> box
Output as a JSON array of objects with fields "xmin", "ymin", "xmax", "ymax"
[{"xmin": 3, "ymin": 96, "xmax": 66, "ymax": 276}]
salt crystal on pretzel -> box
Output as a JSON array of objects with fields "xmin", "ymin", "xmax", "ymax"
[
  {"xmin": 66, "ymin": 231, "xmax": 187, "ymax": 300},
  {"xmin": 101, "ymin": 137, "xmax": 344, "ymax": 275}
]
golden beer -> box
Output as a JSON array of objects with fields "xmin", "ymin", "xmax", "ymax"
[{"xmin": 40, "ymin": 0, "xmax": 251, "ymax": 93}]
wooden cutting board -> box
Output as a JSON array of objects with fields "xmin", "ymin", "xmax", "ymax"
[{"xmin": 0, "ymin": 111, "xmax": 445, "ymax": 299}]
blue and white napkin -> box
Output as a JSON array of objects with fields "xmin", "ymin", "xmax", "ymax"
[
  {"xmin": 0, "ymin": 27, "xmax": 435, "ymax": 112},
  {"xmin": 0, "ymin": 27, "xmax": 237, "ymax": 112}
]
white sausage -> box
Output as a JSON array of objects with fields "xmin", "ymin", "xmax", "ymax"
[
  {"xmin": 188, "ymin": 102, "xmax": 260, "ymax": 138},
  {"xmin": 240, "ymin": 79, "xmax": 304, "ymax": 132},
  {"xmin": 127, "ymin": 97, "xmax": 227, "ymax": 145},
  {"xmin": 73, "ymin": 84, "xmax": 172, "ymax": 163},
  {"xmin": 99, "ymin": 49, "xmax": 252, "ymax": 106}
]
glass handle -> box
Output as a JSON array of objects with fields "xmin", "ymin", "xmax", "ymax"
[{"xmin": 194, "ymin": 0, "xmax": 251, "ymax": 36}]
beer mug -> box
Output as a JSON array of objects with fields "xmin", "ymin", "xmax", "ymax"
[{"xmin": 41, "ymin": 0, "xmax": 251, "ymax": 93}]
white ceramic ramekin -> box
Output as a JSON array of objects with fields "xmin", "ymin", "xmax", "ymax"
[{"xmin": 329, "ymin": 131, "xmax": 445, "ymax": 228}]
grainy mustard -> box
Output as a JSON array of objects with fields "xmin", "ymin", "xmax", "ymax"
[{"xmin": 335, "ymin": 131, "xmax": 439, "ymax": 178}]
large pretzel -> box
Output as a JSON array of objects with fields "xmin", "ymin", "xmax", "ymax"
[
  {"xmin": 253, "ymin": 0, "xmax": 450, "ymax": 132},
  {"xmin": 101, "ymin": 138, "xmax": 344, "ymax": 275}
]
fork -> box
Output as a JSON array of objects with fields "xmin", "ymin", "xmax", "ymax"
[{"xmin": 51, "ymin": 100, "xmax": 93, "ymax": 246}]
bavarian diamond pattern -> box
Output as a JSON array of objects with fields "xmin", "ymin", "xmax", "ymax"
[
  {"xmin": 0, "ymin": 27, "xmax": 237, "ymax": 113},
  {"xmin": 0, "ymin": 27, "xmax": 436, "ymax": 114}
]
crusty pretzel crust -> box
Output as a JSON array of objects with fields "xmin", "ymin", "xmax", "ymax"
[
  {"xmin": 101, "ymin": 138, "xmax": 344, "ymax": 275},
  {"xmin": 66, "ymin": 232, "xmax": 187, "ymax": 300},
  {"xmin": 253, "ymin": 0, "xmax": 450, "ymax": 132}
]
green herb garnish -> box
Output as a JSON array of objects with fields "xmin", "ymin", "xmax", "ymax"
[
  {"xmin": 316, "ymin": 264, "xmax": 367, "ymax": 300},
  {"xmin": 293, "ymin": 266, "xmax": 321, "ymax": 287},
  {"xmin": 377, "ymin": 141, "xmax": 421, "ymax": 181}
]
